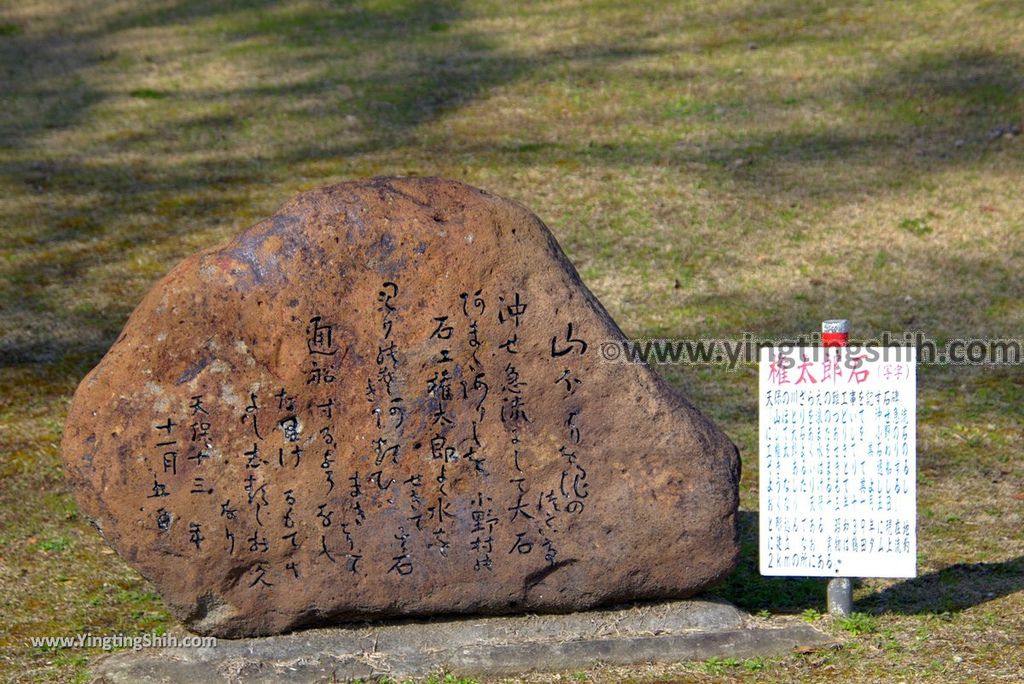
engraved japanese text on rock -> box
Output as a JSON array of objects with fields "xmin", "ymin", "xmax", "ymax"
[{"xmin": 62, "ymin": 178, "xmax": 740, "ymax": 637}]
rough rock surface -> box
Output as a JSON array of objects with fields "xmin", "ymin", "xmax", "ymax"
[{"xmin": 62, "ymin": 177, "xmax": 739, "ymax": 638}]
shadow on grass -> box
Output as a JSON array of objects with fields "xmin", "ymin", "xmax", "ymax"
[
  {"xmin": 712, "ymin": 512, "xmax": 1024, "ymax": 617},
  {"xmin": 712, "ymin": 511, "xmax": 829, "ymax": 614},
  {"xmin": 437, "ymin": 45, "xmax": 1024, "ymax": 203},
  {"xmin": 0, "ymin": 0, "xmax": 483, "ymax": 367},
  {"xmin": 1, "ymin": 2, "xmax": 1022, "ymax": 430},
  {"xmin": 0, "ymin": 0, "xmax": 673, "ymax": 370},
  {"xmin": 860, "ymin": 555, "xmax": 1024, "ymax": 616}
]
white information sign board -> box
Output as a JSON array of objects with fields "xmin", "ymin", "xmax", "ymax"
[{"xmin": 759, "ymin": 346, "xmax": 916, "ymax": 578}]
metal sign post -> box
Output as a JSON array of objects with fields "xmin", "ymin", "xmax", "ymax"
[{"xmin": 822, "ymin": 319, "xmax": 853, "ymax": 616}]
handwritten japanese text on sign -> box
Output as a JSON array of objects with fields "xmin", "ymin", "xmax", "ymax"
[{"xmin": 759, "ymin": 346, "xmax": 916, "ymax": 578}]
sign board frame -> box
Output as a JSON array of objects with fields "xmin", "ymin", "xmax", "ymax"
[{"xmin": 758, "ymin": 345, "xmax": 917, "ymax": 579}]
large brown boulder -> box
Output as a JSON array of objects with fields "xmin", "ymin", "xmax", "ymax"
[{"xmin": 61, "ymin": 178, "xmax": 739, "ymax": 638}]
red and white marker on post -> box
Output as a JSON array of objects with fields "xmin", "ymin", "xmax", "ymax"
[
  {"xmin": 821, "ymin": 319, "xmax": 849, "ymax": 348},
  {"xmin": 822, "ymin": 319, "xmax": 853, "ymax": 617}
]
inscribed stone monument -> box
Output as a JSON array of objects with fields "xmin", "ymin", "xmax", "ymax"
[{"xmin": 62, "ymin": 178, "xmax": 740, "ymax": 637}]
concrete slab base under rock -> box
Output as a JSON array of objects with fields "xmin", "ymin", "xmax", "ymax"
[{"xmin": 92, "ymin": 598, "xmax": 831, "ymax": 683}]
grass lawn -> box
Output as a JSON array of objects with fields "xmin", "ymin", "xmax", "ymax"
[{"xmin": 1, "ymin": 0, "xmax": 1022, "ymax": 681}]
